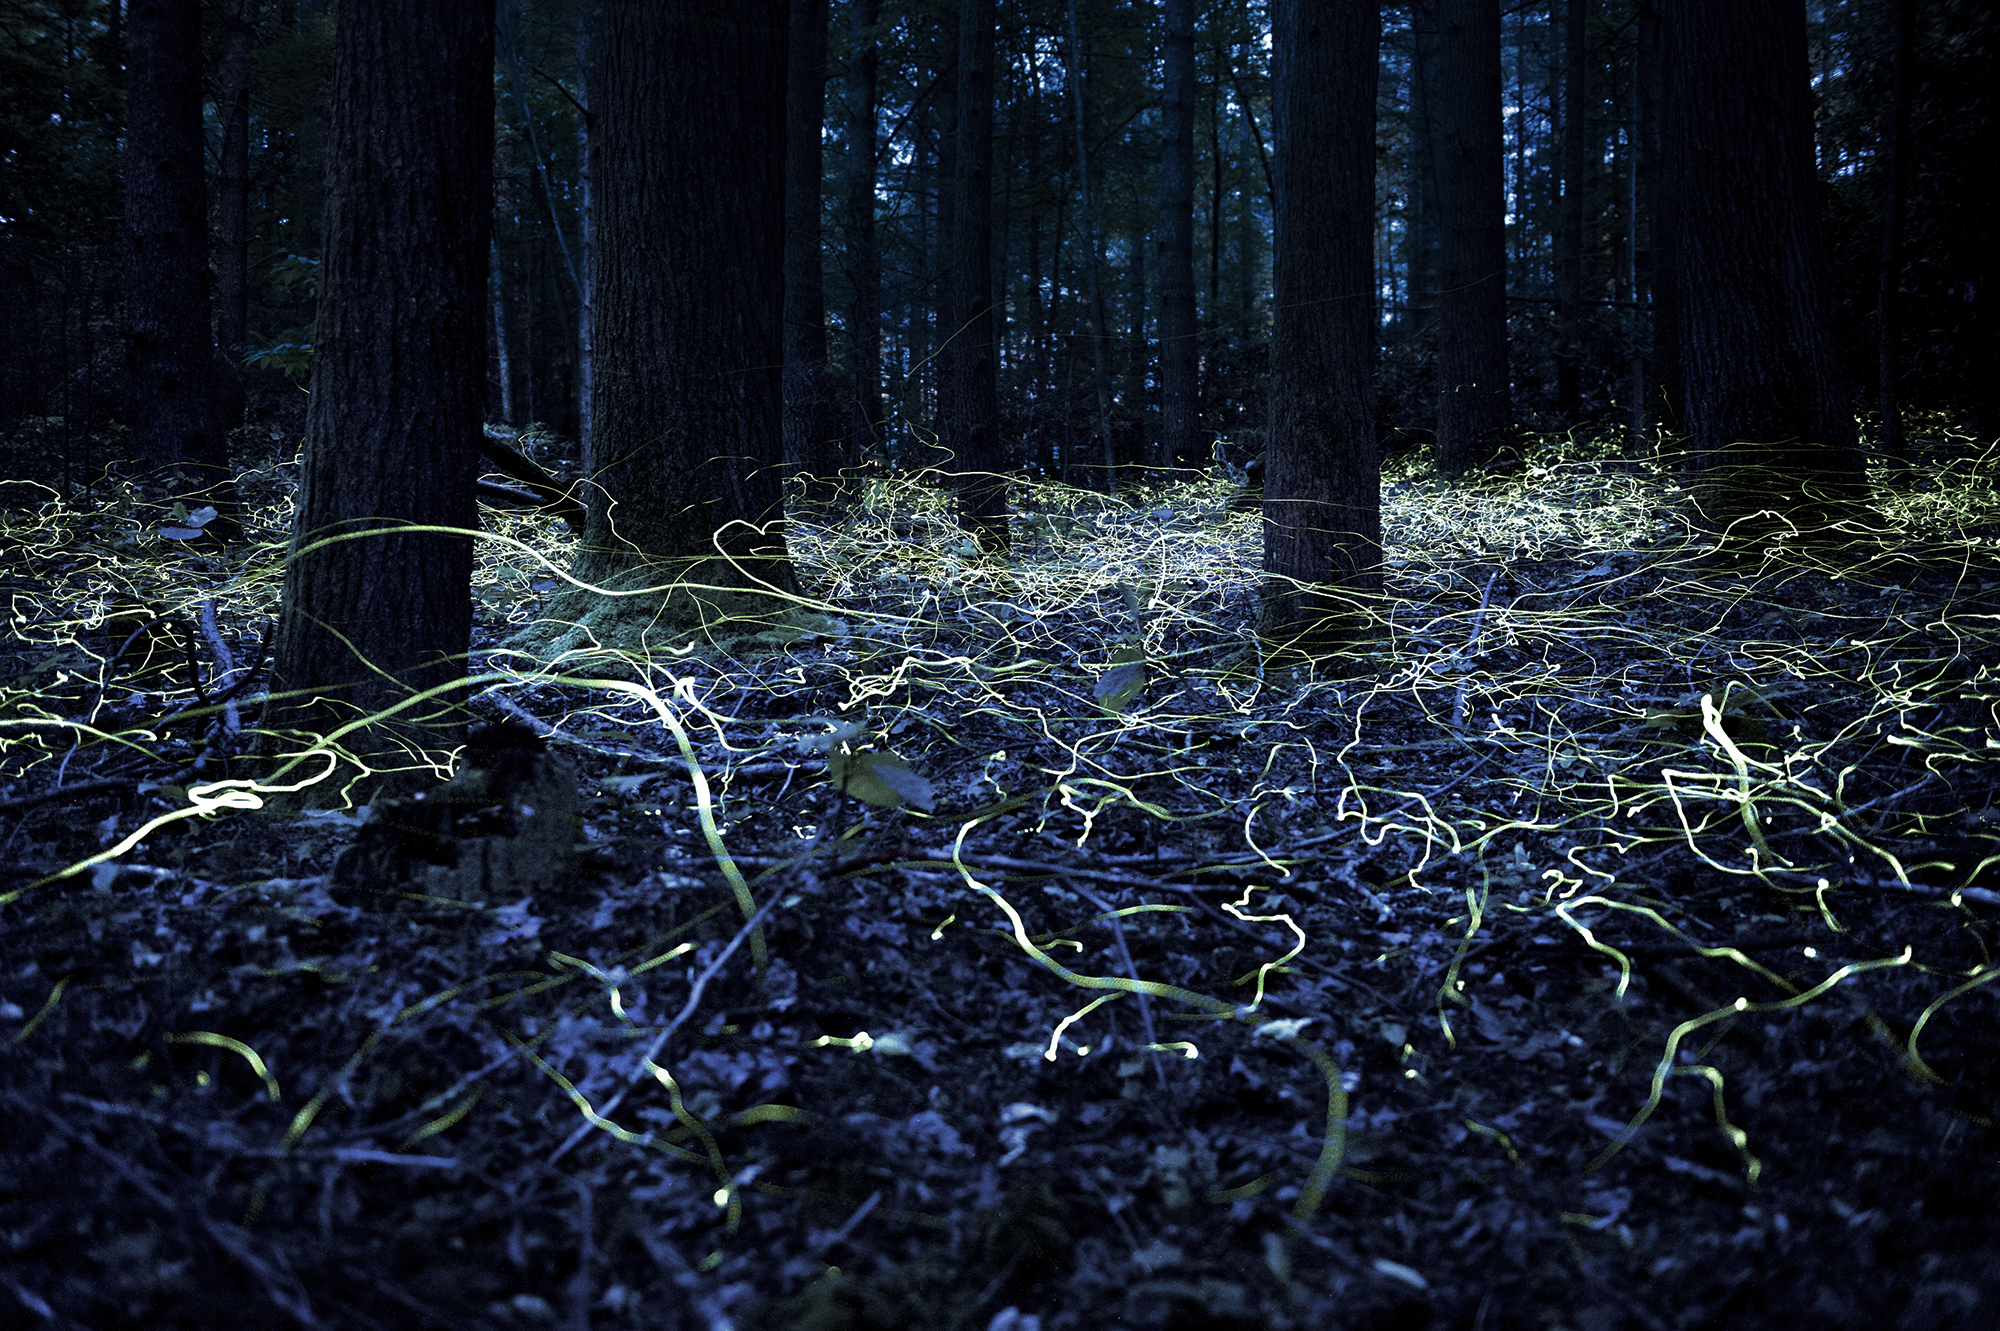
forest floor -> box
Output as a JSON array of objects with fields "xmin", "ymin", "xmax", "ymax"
[{"xmin": 3, "ymin": 428, "xmax": 1999, "ymax": 1331}]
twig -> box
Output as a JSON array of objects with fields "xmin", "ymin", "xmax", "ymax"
[
  {"xmin": 546, "ymin": 882, "xmax": 790, "ymax": 1165},
  {"xmin": 1073, "ymin": 883, "xmax": 1168, "ymax": 1091}
]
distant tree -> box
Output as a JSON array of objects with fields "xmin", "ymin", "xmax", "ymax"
[
  {"xmin": 1874, "ymin": 0, "xmax": 1912, "ymax": 469},
  {"xmin": 783, "ymin": 0, "xmax": 840, "ymax": 503},
  {"xmin": 1156, "ymin": 0, "xmax": 1200, "ymax": 471},
  {"xmin": 841, "ymin": 0, "xmax": 883, "ymax": 469},
  {"xmin": 1661, "ymin": 0, "xmax": 1863, "ymax": 522},
  {"xmin": 946, "ymin": 0, "xmax": 1006, "ymax": 550},
  {"xmin": 552, "ymin": 0, "xmax": 796, "ymax": 637},
  {"xmin": 268, "ymin": 0, "xmax": 493, "ymax": 791},
  {"xmin": 1426, "ymin": 0, "xmax": 1510, "ymax": 475},
  {"xmin": 1262, "ymin": 0, "xmax": 1381, "ymax": 644},
  {"xmin": 123, "ymin": 0, "xmax": 228, "ymax": 487}
]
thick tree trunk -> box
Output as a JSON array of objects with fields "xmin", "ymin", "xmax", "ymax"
[
  {"xmin": 575, "ymin": 0, "xmax": 795, "ymax": 596},
  {"xmin": 269, "ymin": 0, "xmax": 493, "ymax": 788},
  {"xmin": 1636, "ymin": 0, "xmax": 1672, "ymax": 436},
  {"xmin": 842, "ymin": 0, "xmax": 881, "ymax": 470},
  {"xmin": 1430, "ymin": 0, "xmax": 1510, "ymax": 475},
  {"xmin": 1662, "ymin": 0, "xmax": 1863, "ymax": 521},
  {"xmin": 946, "ymin": 0, "xmax": 1005, "ymax": 551},
  {"xmin": 213, "ymin": 0, "xmax": 256, "ymax": 440},
  {"xmin": 1262, "ymin": 0, "xmax": 1381, "ymax": 644},
  {"xmin": 1408, "ymin": 0, "xmax": 1440, "ymax": 342},
  {"xmin": 1157, "ymin": 0, "xmax": 1200, "ymax": 472},
  {"xmin": 1065, "ymin": 0, "xmax": 1118, "ymax": 494},
  {"xmin": 1875, "ymin": 0, "xmax": 1912, "ymax": 469},
  {"xmin": 124, "ymin": 0, "xmax": 226, "ymax": 482},
  {"xmin": 576, "ymin": 0, "xmax": 601, "ymax": 463},
  {"xmin": 1555, "ymin": 0, "xmax": 1587, "ymax": 423},
  {"xmin": 783, "ymin": 0, "xmax": 839, "ymax": 503}
]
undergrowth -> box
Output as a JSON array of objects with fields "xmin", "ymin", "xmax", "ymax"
[{"xmin": 2, "ymin": 427, "xmax": 1997, "ymax": 1330}]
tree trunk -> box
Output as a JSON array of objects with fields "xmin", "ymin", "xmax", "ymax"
[
  {"xmin": 213, "ymin": 0, "xmax": 257, "ymax": 440},
  {"xmin": 1875, "ymin": 0, "xmax": 1912, "ymax": 470},
  {"xmin": 1263, "ymin": 0, "xmax": 1382, "ymax": 645},
  {"xmin": 1430, "ymin": 0, "xmax": 1510, "ymax": 475},
  {"xmin": 1635, "ymin": 0, "xmax": 1671, "ymax": 437},
  {"xmin": 946, "ymin": 0, "xmax": 1006, "ymax": 551},
  {"xmin": 1662, "ymin": 0, "xmax": 1863, "ymax": 522},
  {"xmin": 576, "ymin": 0, "xmax": 601, "ymax": 462},
  {"xmin": 783, "ymin": 0, "xmax": 839, "ymax": 503},
  {"xmin": 1157, "ymin": 0, "xmax": 1200, "ymax": 472},
  {"xmin": 269, "ymin": 0, "xmax": 493, "ymax": 790},
  {"xmin": 1064, "ymin": 0, "xmax": 1118, "ymax": 494},
  {"xmin": 1408, "ymin": 0, "xmax": 1440, "ymax": 342},
  {"xmin": 842, "ymin": 0, "xmax": 881, "ymax": 470},
  {"xmin": 1555, "ymin": 0, "xmax": 1587, "ymax": 423},
  {"xmin": 124, "ymin": 0, "xmax": 226, "ymax": 484},
  {"xmin": 572, "ymin": 0, "xmax": 796, "ymax": 601}
]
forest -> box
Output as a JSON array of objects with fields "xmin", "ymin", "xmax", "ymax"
[{"xmin": 1, "ymin": 0, "xmax": 1997, "ymax": 1328}]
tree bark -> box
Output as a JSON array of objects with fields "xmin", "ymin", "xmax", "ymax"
[
  {"xmin": 574, "ymin": 0, "xmax": 795, "ymax": 597},
  {"xmin": 783, "ymin": 0, "xmax": 839, "ymax": 503},
  {"xmin": 1262, "ymin": 0, "xmax": 1381, "ymax": 645},
  {"xmin": 1157, "ymin": 0, "xmax": 1200, "ymax": 472},
  {"xmin": 213, "ymin": 0, "xmax": 257, "ymax": 441},
  {"xmin": 843, "ymin": 0, "xmax": 882, "ymax": 470},
  {"xmin": 1430, "ymin": 0, "xmax": 1510, "ymax": 475},
  {"xmin": 269, "ymin": 0, "xmax": 493, "ymax": 790},
  {"xmin": 1064, "ymin": 0, "xmax": 1118, "ymax": 494},
  {"xmin": 1555, "ymin": 0, "xmax": 1587, "ymax": 423},
  {"xmin": 124, "ymin": 0, "xmax": 226, "ymax": 483},
  {"xmin": 1662, "ymin": 0, "xmax": 1863, "ymax": 521},
  {"xmin": 1875, "ymin": 0, "xmax": 1912, "ymax": 469},
  {"xmin": 946, "ymin": 0, "xmax": 1006, "ymax": 551}
]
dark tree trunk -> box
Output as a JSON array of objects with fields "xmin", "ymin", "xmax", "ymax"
[
  {"xmin": 575, "ymin": 0, "xmax": 795, "ymax": 593},
  {"xmin": 1430, "ymin": 0, "xmax": 1510, "ymax": 475},
  {"xmin": 576, "ymin": 0, "xmax": 601, "ymax": 461},
  {"xmin": 213, "ymin": 0, "xmax": 256, "ymax": 440},
  {"xmin": 1876, "ymin": 0, "xmax": 1912, "ymax": 469},
  {"xmin": 945, "ymin": 0, "xmax": 1005, "ymax": 551},
  {"xmin": 1409, "ymin": 0, "xmax": 1441, "ymax": 341},
  {"xmin": 1065, "ymin": 0, "xmax": 1118, "ymax": 493},
  {"xmin": 270, "ymin": 0, "xmax": 493, "ymax": 787},
  {"xmin": 783, "ymin": 0, "xmax": 839, "ymax": 503},
  {"xmin": 1263, "ymin": 0, "xmax": 1381, "ymax": 644},
  {"xmin": 1555, "ymin": 0, "xmax": 1587, "ymax": 422},
  {"xmin": 842, "ymin": 0, "xmax": 881, "ymax": 469},
  {"xmin": 1157, "ymin": 0, "xmax": 1199, "ymax": 472},
  {"xmin": 1636, "ymin": 0, "xmax": 1672, "ymax": 436},
  {"xmin": 929, "ymin": 16, "xmax": 958, "ymax": 466},
  {"xmin": 1662, "ymin": 0, "xmax": 1862, "ymax": 519},
  {"xmin": 124, "ymin": 0, "xmax": 226, "ymax": 482}
]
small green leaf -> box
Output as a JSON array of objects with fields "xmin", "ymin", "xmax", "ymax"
[
  {"xmin": 1094, "ymin": 660, "xmax": 1148, "ymax": 711},
  {"xmin": 827, "ymin": 749, "xmax": 935, "ymax": 812}
]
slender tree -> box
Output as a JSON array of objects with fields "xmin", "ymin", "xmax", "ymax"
[
  {"xmin": 1429, "ymin": 0, "xmax": 1510, "ymax": 474},
  {"xmin": 946, "ymin": 0, "xmax": 1006, "ymax": 550},
  {"xmin": 123, "ymin": 0, "xmax": 228, "ymax": 487},
  {"xmin": 783, "ymin": 0, "xmax": 840, "ymax": 502},
  {"xmin": 842, "ymin": 0, "xmax": 882, "ymax": 470},
  {"xmin": 1662, "ymin": 0, "xmax": 1863, "ymax": 521},
  {"xmin": 1262, "ymin": 0, "xmax": 1381, "ymax": 644},
  {"xmin": 558, "ymin": 0, "xmax": 796, "ymax": 626},
  {"xmin": 268, "ymin": 0, "xmax": 493, "ymax": 790},
  {"xmin": 1157, "ymin": 0, "xmax": 1200, "ymax": 471}
]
